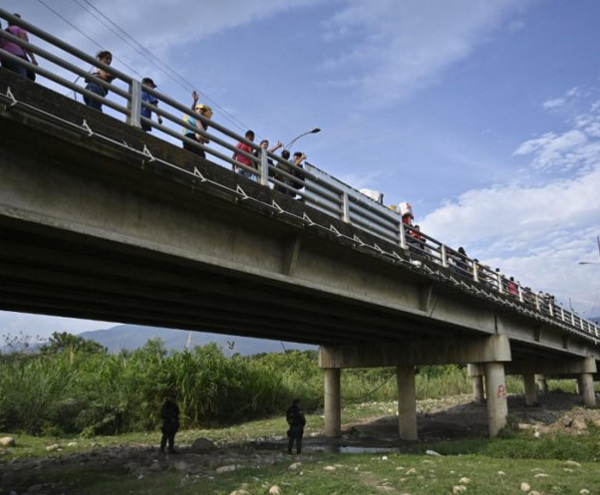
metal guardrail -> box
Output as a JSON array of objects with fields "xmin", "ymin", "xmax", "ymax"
[{"xmin": 1, "ymin": 8, "xmax": 599, "ymax": 343}]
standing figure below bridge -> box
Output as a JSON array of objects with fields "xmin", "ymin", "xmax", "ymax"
[
  {"xmin": 286, "ymin": 398, "xmax": 306, "ymax": 455},
  {"xmin": 160, "ymin": 393, "xmax": 180, "ymax": 455}
]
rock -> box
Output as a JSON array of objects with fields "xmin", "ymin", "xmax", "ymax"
[
  {"xmin": 534, "ymin": 474, "xmax": 549, "ymax": 478},
  {"xmin": 527, "ymin": 492, "xmax": 541, "ymax": 495},
  {"xmin": 520, "ymin": 482, "xmax": 531, "ymax": 492},
  {"xmin": 580, "ymin": 490, "xmax": 590, "ymax": 495},
  {"xmin": 323, "ymin": 466, "xmax": 336, "ymax": 472},
  {"xmin": 459, "ymin": 477, "xmax": 471, "ymax": 484},
  {"xmin": 67, "ymin": 442, "xmax": 78, "ymax": 448},
  {"xmin": 229, "ymin": 491, "xmax": 250, "ymax": 495},
  {"xmin": 190, "ymin": 438, "xmax": 217, "ymax": 453},
  {"xmin": 216, "ymin": 465, "xmax": 237, "ymax": 474},
  {"xmin": 0, "ymin": 437, "xmax": 16, "ymax": 447},
  {"xmin": 425, "ymin": 449, "xmax": 442, "ymax": 456},
  {"xmin": 288, "ymin": 462, "xmax": 301, "ymax": 471},
  {"xmin": 269, "ymin": 486, "xmax": 281, "ymax": 495},
  {"xmin": 564, "ymin": 460, "xmax": 582, "ymax": 468},
  {"xmin": 452, "ymin": 486, "xmax": 467, "ymax": 493},
  {"xmin": 406, "ymin": 468, "xmax": 417, "ymax": 475},
  {"xmin": 497, "ymin": 471, "xmax": 506, "ymax": 477},
  {"xmin": 45, "ymin": 444, "xmax": 60, "ymax": 452},
  {"xmin": 149, "ymin": 461, "xmax": 163, "ymax": 472},
  {"xmin": 173, "ymin": 461, "xmax": 189, "ymax": 472}
]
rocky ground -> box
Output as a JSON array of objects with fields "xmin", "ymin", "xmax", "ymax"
[{"xmin": 1, "ymin": 392, "xmax": 599, "ymax": 494}]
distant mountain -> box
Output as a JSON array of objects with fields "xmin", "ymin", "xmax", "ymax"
[{"xmin": 78, "ymin": 324, "xmax": 315, "ymax": 355}]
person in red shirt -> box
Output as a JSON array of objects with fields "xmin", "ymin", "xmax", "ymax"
[{"xmin": 233, "ymin": 130, "xmax": 256, "ymax": 180}]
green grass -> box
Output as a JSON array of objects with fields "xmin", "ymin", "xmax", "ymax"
[{"xmin": 5, "ymin": 451, "xmax": 600, "ymax": 495}]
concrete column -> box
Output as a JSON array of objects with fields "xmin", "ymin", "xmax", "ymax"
[
  {"xmin": 575, "ymin": 376, "xmax": 583, "ymax": 395},
  {"xmin": 523, "ymin": 374, "xmax": 537, "ymax": 407},
  {"xmin": 535, "ymin": 374, "xmax": 548, "ymax": 393},
  {"xmin": 324, "ymin": 368, "xmax": 341, "ymax": 437},
  {"xmin": 472, "ymin": 375, "xmax": 485, "ymax": 404},
  {"xmin": 484, "ymin": 362, "xmax": 508, "ymax": 437},
  {"xmin": 396, "ymin": 365, "xmax": 418, "ymax": 440},
  {"xmin": 580, "ymin": 373, "xmax": 596, "ymax": 408}
]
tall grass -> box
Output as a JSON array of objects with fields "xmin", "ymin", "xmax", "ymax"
[{"xmin": 1, "ymin": 338, "xmax": 571, "ymax": 436}]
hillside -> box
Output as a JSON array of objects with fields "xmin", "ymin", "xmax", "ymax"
[{"xmin": 79, "ymin": 324, "xmax": 314, "ymax": 355}]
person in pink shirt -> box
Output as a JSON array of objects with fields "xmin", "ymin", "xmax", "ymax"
[
  {"xmin": 233, "ymin": 130, "xmax": 256, "ymax": 180},
  {"xmin": 0, "ymin": 14, "xmax": 38, "ymax": 78}
]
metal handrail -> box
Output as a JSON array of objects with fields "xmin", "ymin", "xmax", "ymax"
[{"xmin": 1, "ymin": 7, "xmax": 599, "ymax": 341}]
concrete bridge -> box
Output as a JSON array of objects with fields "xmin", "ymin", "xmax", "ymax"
[{"xmin": 1, "ymin": 38, "xmax": 599, "ymax": 440}]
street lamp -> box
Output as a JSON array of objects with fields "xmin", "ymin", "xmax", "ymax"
[{"xmin": 284, "ymin": 127, "xmax": 321, "ymax": 150}]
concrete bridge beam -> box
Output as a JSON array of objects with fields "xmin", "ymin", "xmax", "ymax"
[
  {"xmin": 323, "ymin": 368, "xmax": 341, "ymax": 437},
  {"xmin": 397, "ymin": 366, "xmax": 417, "ymax": 440}
]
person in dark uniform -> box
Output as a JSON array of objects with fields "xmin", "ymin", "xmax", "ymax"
[
  {"xmin": 160, "ymin": 393, "xmax": 180, "ymax": 454},
  {"xmin": 286, "ymin": 398, "xmax": 306, "ymax": 454}
]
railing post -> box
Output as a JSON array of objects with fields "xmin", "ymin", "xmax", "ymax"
[
  {"xmin": 561, "ymin": 307, "xmax": 565, "ymax": 321},
  {"xmin": 534, "ymin": 293, "xmax": 540, "ymax": 311},
  {"xmin": 548, "ymin": 302, "xmax": 554, "ymax": 317},
  {"xmin": 342, "ymin": 192, "xmax": 350, "ymax": 223},
  {"xmin": 440, "ymin": 244, "xmax": 448, "ymax": 268},
  {"xmin": 128, "ymin": 79, "xmax": 142, "ymax": 128},
  {"xmin": 472, "ymin": 260, "xmax": 479, "ymax": 283},
  {"xmin": 260, "ymin": 147, "xmax": 269, "ymax": 186},
  {"xmin": 571, "ymin": 312, "xmax": 575, "ymax": 326},
  {"xmin": 399, "ymin": 221, "xmax": 407, "ymax": 250},
  {"xmin": 517, "ymin": 283, "xmax": 524, "ymax": 303},
  {"xmin": 497, "ymin": 272, "xmax": 504, "ymax": 294}
]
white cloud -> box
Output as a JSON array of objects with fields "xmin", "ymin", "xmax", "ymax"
[
  {"xmin": 321, "ymin": 0, "xmax": 539, "ymax": 105},
  {"xmin": 421, "ymin": 99, "xmax": 600, "ymax": 313},
  {"xmin": 542, "ymin": 97, "xmax": 566, "ymax": 110},
  {"xmin": 542, "ymin": 86, "xmax": 580, "ymax": 110}
]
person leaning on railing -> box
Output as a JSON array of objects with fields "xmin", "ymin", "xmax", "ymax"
[
  {"xmin": 84, "ymin": 50, "xmax": 115, "ymax": 112},
  {"xmin": 0, "ymin": 13, "xmax": 38, "ymax": 80},
  {"xmin": 182, "ymin": 90, "xmax": 212, "ymax": 159}
]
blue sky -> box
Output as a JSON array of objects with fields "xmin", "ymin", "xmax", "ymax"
[{"xmin": 2, "ymin": 0, "xmax": 600, "ymax": 338}]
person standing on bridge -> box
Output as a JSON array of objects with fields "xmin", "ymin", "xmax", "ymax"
[
  {"xmin": 286, "ymin": 398, "xmax": 306, "ymax": 455},
  {"xmin": 84, "ymin": 50, "xmax": 115, "ymax": 112},
  {"xmin": 182, "ymin": 90, "xmax": 212, "ymax": 159},
  {"xmin": 233, "ymin": 130, "xmax": 257, "ymax": 180},
  {"xmin": 140, "ymin": 77, "xmax": 162, "ymax": 132},
  {"xmin": 160, "ymin": 392, "xmax": 180, "ymax": 455},
  {"xmin": 0, "ymin": 14, "xmax": 38, "ymax": 79}
]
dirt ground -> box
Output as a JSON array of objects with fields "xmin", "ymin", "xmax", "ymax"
[
  {"xmin": 1, "ymin": 392, "xmax": 599, "ymax": 494},
  {"xmin": 341, "ymin": 391, "xmax": 600, "ymax": 446}
]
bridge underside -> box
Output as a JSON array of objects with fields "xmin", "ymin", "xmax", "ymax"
[{"xmin": 1, "ymin": 68, "xmax": 598, "ymax": 440}]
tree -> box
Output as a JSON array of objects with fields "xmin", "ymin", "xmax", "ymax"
[{"xmin": 41, "ymin": 332, "xmax": 106, "ymax": 355}]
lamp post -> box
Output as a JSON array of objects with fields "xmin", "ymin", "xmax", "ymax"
[{"xmin": 284, "ymin": 127, "xmax": 321, "ymax": 150}]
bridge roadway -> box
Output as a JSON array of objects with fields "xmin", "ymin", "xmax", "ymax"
[{"xmin": 0, "ymin": 70, "xmax": 598, "ymax": 439}]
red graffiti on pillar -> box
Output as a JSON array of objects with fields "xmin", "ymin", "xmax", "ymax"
[{"xmin": 497, "ymin": 384, "xmax": 506, "ymax": 398}]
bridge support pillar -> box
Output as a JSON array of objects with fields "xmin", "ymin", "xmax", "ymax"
[
  {"xmin": 396, "ymin": 365, "xmax": 417, "ymax": 440},
  {"xmin": 484, "ymin": 362, "xmax": 508, "ymax": 437},
  {"xmin": 580, "ymin": 372, "xmax": 596, "ymax": 408},
  {"xmin": 324, "ymin": 368, "xmax": 341, "ymax": 437},
  {"xmin": 523, "ymin": 374, "xmax": 537, "ymax": 407},
  {"xmin": 575, "ymin": 376, "xmax": 583, "ymax": 395},
  {"xmin": 535, "ymin": 374, "xmax": 548, "ymax": 393},
  {"xmin": 471, "ymin": 374, "xmax": 485, "ymax": 404}
]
